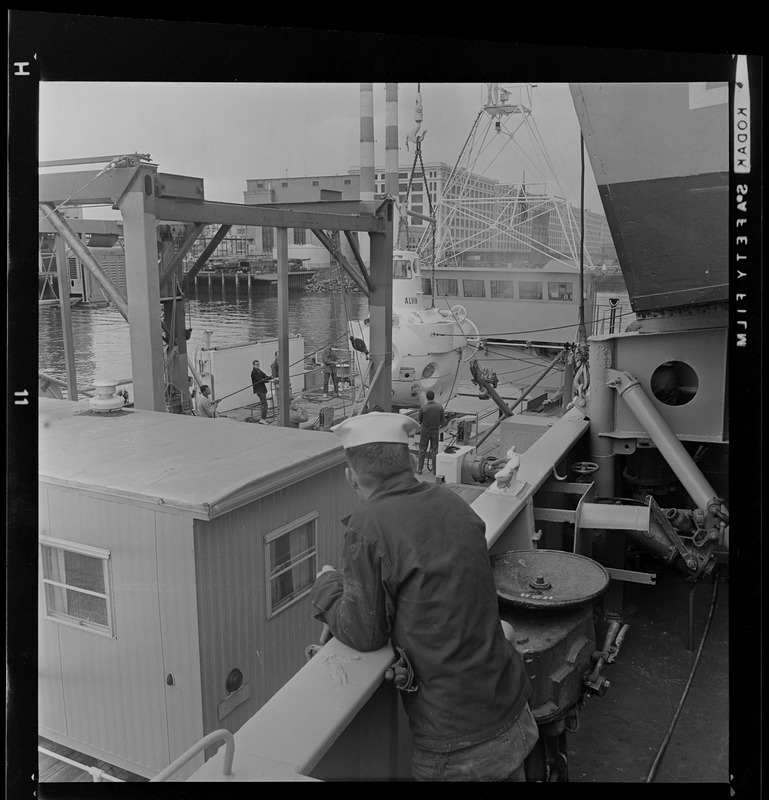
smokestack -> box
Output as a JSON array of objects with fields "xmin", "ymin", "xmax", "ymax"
[
  {"xmin": 385, "ymin": 83, "xmax": 402, "ymax": 248},
  {"xmin": 385, "ymin": 83, "xmax": 399, "ymax": 198},
  {"xmin": 360, "ymin": 83, "xmax": 375, "ymax": 211}
]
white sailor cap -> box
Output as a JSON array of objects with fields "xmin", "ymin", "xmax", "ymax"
[{"xmin": 331, "ymin": 411, "xmax": 420, "ymax": 448}]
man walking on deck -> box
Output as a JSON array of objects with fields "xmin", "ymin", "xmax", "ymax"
[
  {"xmin": 322, "ymin": 345, "xmax": 340, "ymax": 398},
  {"xmin": 310, "ymin": 412, "xmax": 537, "ymax": 781},
  {"xmin": 416, "ymin": 390, "xmax": 446, "ymax": 475}
]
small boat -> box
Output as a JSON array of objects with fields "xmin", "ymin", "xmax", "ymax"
[{"xmin": 348, "ymin": 249, "xmax": 480, "ymax": 408}]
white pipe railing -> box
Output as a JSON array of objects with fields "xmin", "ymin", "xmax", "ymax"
[
  {"xmin": 185, "ymin": 640, "xmax": 394, "ymax": 781},
  {"xmin": 38, "ymin": 747, "xmax": 125, "ymax": 782},
  {"xmin": 151, "ymin": 729, "xmax": 235, "ymax": 782}
]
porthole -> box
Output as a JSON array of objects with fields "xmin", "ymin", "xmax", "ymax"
[
  {"xmin": 650, "ymin": 361, "xmax": 698, "ymax": 406},
  {"xmin": 226, "ymin": 668, "xmax": 243, "ymax": 693}
]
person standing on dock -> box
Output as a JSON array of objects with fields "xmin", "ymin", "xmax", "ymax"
[
  {"xmin": 187, "ymin": 376, "xmax": 198, "ymax": 415},
  {"xmin": 310, "ymin": 412, "xmax": 537, "ymax": 782},
  {"xmin": 416, "ymin": 390, "xmax": 446, "ymax": 475},
  {"xmin": 321, "ymin": 345, "xmax": 340, "ymax": 398},
  {"xmin": 197, "ymin": 385, "xmax": 219, "ymax": 418},
  {"xmin": 250, "ymin": 360, "xmax": 271, "ymax": 423}
]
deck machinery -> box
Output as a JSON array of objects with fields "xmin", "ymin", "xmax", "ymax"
[
  {"xmin": 445, "ymin": 81, "xmax": 730, "ymax": 781},
  {"xmin": 181, "ymin": 81, "xmax": 731, "ymax": 783}
]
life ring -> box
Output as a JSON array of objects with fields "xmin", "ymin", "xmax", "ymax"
[{"xmin": 451, "ymin": 304, "xmax": 467, "ymax": 323}]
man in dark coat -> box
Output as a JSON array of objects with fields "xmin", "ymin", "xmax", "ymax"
[
  {"xmin": 321, "ymin": 345, "xmax": 340, "ymax": 398},
  {"xmin": 416, "ymin": 389, "xmax": 446, "ymax": 474},
  {"xmin": 250, "ymin": 359, "xmax": 271, "ymax": 423},
  {"xmin": 311, "ymin": 412, "xmax": 537, "ymax": 781}
]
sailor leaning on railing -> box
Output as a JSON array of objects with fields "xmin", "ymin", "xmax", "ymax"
[{"xmin": 311, "ymin": 412, "xmax": 538, "ymax": 782}]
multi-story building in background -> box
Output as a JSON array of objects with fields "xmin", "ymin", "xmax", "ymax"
[{"xmin": 186, "ymin": 163, "xmax": 616, "ymax": 268}]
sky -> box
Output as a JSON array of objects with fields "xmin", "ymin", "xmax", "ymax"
[{"xmin": 39, "ymin": 81, "xmax": 603, "ymax": 216}]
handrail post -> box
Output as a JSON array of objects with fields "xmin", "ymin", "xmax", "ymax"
[{"xmin": 151, "ymin": 729, "xmax": 235, "ymax": 782}]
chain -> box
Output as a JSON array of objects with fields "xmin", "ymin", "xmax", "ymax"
[
  {"xmin": 398, "ymin": 144, "xmax": 422, "ymax": 248},
  {"xmin": 416, "ymin": 140, "xmax": 437, "ymax": 305}
]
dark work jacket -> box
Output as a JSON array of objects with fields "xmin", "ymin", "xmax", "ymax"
[
  {"xmin": 418, "ymin": 400, "xmax": 446, "ymax": 431},
  {"xmin": 251, "ymin": 368, "xmax": 269, "ymax": 394},
  {"xmin": 311, "ymin": 471, "xmax": 531, "ymax": 752}
]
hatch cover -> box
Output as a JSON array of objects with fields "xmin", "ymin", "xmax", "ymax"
[{"xmin": 491, "ymin": 549, "xmax": 610, "ymax": 609}]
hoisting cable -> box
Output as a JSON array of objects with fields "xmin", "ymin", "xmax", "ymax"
[
  {"xmin": 577, "ymin": 133, "xmax": 588, "ymax": 350},
  {"xmin": 429, "ymin": 309, "xmax": 618, "ymax": 340},
  {"xmin": 401, "ymin": 84, "xmax": 438, "ymax": 311},
  {"xmin": 421, "ymin": 140, "xmax": 438, "ymax": 309},
  {"xmin": 471, "ymin": 350, "xmax": 564, "ymax": 448},
  {"xmin": 645, "ymin": 573, "xmax": 721, "ymax": 783},
  {"xmin": 332, "ymin": 254, "xmax": 361, "ymax": 415},
  {"xmin": 38, "ymin": 155, "xmax": 152, "ymax": 224},
  {"xmin": 410, "ymin": 85, "xmax": 437, "ymax": 309},
  {"xmin": 207, "ymin": 332, "xmax": 349, "ymax": 405}
]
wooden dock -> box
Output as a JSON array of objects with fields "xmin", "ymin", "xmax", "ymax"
[{"xmin": 191, "ymin": 270, "xmax": 315, "ymax": 292}]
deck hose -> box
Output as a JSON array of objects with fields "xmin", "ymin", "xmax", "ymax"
[{"xmin": 644, "ymin": 571, "xmax": 721, "ymax": 782}]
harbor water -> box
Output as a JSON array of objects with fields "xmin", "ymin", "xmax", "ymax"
[
  {"xmin": 38, "ymin": 283, "xmax": 631, "ymax": 399},
  {"xmin": 38, "ymin": 287, "xmax": 370, "ymax": 393}
]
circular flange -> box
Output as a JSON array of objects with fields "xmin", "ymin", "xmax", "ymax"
[{"xmin": 491, "ymin": 549, "xmax": 610, "ymax": 609}]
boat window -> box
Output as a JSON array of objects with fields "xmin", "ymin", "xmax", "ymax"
[
  {"xmin": 490, "ymin": 280, "xmax": 514, "ymax": 299},
  {"xmin": 462, "ymin": 279, "xmax": 486, "ymax": 298},
  {"xmin": 518, "ymin": 281, "xmax": 543, "ymax": 300},
  {"xmin": 548, "ymin": 282, "xmax": 574, "ymax": 301},
  {"xmin": 40, "ymin": 537, "xmax": 114, "ymax": 636},
  {"xmin": 435, "ymin": 279, "xmax": 458, "ymax": 297},
  {"xmin": 421, "ymin": 278, "xmax": 433, "ymax": 295},
  {"xmin": 265, "ymin": 512, "xmax": 319, "ymax": 618},
  {"xmin": 393, "ymin": 260, "xmax": 412, "ymax": 280}
]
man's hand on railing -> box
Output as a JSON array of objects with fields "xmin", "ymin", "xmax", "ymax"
[
  {"xmin": 305, "ymin": 623, "xmax": 333, "ymax": 660},
  {"xmin": 319, "ymin": 623, "xmax": 333, "ymax": 645}
]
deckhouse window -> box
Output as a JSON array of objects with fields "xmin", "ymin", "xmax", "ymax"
[
  {"xmin": 265, "ymin": 512, "xmax": 318, "ymax": 617},
  {"xmin": 435, "ymin": 279, "xmax": 458, "ymax": 296},
  {"xmin": 490, "ymin": 280, "xmax": 514, "ymax": 299},
  {"xmin": 462, "ymin": 279, "xmax": 486, "ymax": 298},
  {"xmin": 40, "ymin": 537, "xmax": 114, "ymax": 636},
  {"xmin": 548, "ymin": 282, "xmax": 574, "ymax": 301},
  {"xmin": 518, "ymin": 281, "xmax": 543, "ymax": 300}
]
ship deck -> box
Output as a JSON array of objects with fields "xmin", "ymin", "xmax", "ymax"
[
  {"xmin": 219, "ymin": 383, "xmax": 360, "ymax": 427},
  {"xmin": 37, "ymin": 378, "xmax": 731, "ymax": 785},
  {"xmin": 569, "ymin": 558, "xmax": 729, "ymax": 783},
  {"xmin": 37, "ymin": 735, "xmax": 148, "ymax": 783},
  {"xmin": 37, "ymin": 557, "xmax": 729, "ymax": 784}
]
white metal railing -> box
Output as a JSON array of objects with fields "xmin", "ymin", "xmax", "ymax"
[
  {"xmin": 185, "ymin": 641, "xmax": 395, "ymax": 781},
  {"xmin": 38, "ymin": 747, "xmax": 125, "ymax": 782},
  {"xmin": 151, "ymin": 729, "xmax": 235, "ymax": 782},
  {"xmin": 595, "ymin": 301, "xmax": 635, "ymax": 335}
]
